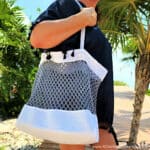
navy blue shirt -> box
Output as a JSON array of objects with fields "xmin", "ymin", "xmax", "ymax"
[{"xmin": 29, "ymin": 0, "xmax": 114, "ymax": 127}]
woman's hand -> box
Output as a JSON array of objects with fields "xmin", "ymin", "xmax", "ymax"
[{"xmin": 80, "ymin": 7, "xmax": 97, "ymax": 26}]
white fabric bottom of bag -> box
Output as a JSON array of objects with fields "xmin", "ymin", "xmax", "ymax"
[
  {"xmin": 16, "ymin": 104, "xmax": 99, "ymax": 144},
  {"xmin": 39, "ymin": 49, "xmax": 108, "ymax": 81}
]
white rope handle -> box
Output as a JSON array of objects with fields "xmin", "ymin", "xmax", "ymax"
[{"xmin": 75, "ymin": 0, "xmax": 85, "ymax": 49}]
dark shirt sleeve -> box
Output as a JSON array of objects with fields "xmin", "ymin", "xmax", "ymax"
[
  {"xmin": 28, "ymin": 0, "xmax": 80, "ymax": 42},
  {"xmin": 28, "ymin": 1, "xmax": 61, "ymax": 41}
]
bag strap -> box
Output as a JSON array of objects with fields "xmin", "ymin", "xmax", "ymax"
[{"xmin": 75, "ymin": 0, "xmax": 85, "ymax": 49}]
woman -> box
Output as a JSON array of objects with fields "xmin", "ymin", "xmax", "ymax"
[{"xmin": 29, "ymin": 0, "xmax": 118, "ymax": 149}]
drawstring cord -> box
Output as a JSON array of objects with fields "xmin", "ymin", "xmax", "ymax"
[
  {"xmin": 63, "ymin": 49, "xmax": 75, "ymax": 59},
  {"xmin": 46, "ymin": 49, "xmax": 75, "ymax": 60},
  {"xmin": 63, "ymin": 51, "xmax": 67, "ymax": 59},
  {"xmin": 46, "ymin": 52, "xmax": 51, "ymax": 60},
  {"xmin": 71, "ymin": 49, "xmax": 75, "ymax": 57}
]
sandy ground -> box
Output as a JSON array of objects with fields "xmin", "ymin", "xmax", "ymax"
[{"xmin": 114, "ymin": 86, "xmax": 150, "ymax": 145}]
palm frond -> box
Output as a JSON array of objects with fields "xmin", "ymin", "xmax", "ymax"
[
  {"xmin": 101, "ymin": 29, "xmax": 127, "ymax": 49},
  {"xmin": 145, "ymin": 24, "xmax": 150, "ymax": 52},
  {"xmin": 97, "ymin": 0, "xmax": 149, "ymax": 55},
  {"xmin": 122, "ymin": 56, "xmax": 137, "ymax": 62}
]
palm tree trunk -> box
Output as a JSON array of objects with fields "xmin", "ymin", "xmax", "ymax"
[
  {"xmin": 134, "ymin": 63, "xmax": 139, "ymax": 91},
  {"xmin": 128, "ymin": 53, "xmax": 150, "ymax": 145}
]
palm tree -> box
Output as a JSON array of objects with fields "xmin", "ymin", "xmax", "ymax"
[{"xmin": 97, "ymin": 0, "xmax": 150, "ymax": 145}]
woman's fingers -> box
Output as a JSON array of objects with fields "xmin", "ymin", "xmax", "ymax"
[{"xmin": 80, "ymin": 7, "xmax": 97, "ymax": 26}]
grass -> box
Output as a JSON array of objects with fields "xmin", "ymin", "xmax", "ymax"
[
  {"xmin": 114, "ymin": 80, "xmax": 127, "ymax": 86},
  {"xmin": 146, "ymin": 89, "xmax": 150, "ymax": 96},
  {"xmin": 0, "ymin": 146, "xmax": 7, "ymax": 150}
]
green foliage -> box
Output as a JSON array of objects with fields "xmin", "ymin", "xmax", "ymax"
[
  {"xmin": 36, "ymin": 7, "xmax": 42, "ymax": 13},
  {"xmin": 114, "ymin": 80, "xmax": 127, "ymax": 86},
  {"xmin": 0, "ymin": 146, "xmax": 7, "ymax": 150},
  {"xmin": 0, "ymin": 0, "xmax": 28, "ymax": 48},
  {"xmin": 0, "ymin": 45, "xmax": 38, "ymax": 118},
  {"xmin": 121, "ymin": 38, "xmax": 139, "ymax": 62},
  {"xmin": 98, "ymin": 0, "xmax": 150, "ymax": 53},
  {"xmin": 123, "ymin": 38, "xmax": 138, "ymax": 54},
  {"xmin": 0, "ymin": 0, "xmax": 39, "ymax": 119},
  {"xmin": 146, "ymin": 89, "xmax": 150, "ymax": 96}
]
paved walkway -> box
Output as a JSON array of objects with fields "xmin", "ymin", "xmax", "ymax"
[{"xmin": 114, "ymin": 86, "xmax": 150, "ymax": 145}]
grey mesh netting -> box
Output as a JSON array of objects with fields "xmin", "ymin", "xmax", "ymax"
[{"xmin": 27, "ymin": 60, "xmax": 101, "ymax": 114}]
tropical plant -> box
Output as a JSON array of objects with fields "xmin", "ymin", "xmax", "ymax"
[
  {"xmin": 97, "ymin": 0, "xmax": 150, "ymax": 145},
  {"xmin": 0, "ymin": 0, "xmax": 38, "ymax": 119}
]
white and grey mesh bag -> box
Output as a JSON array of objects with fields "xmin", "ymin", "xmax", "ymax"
[{"xmin": 16, "ymin": 0, "xmax": 108, "ymax": 145}]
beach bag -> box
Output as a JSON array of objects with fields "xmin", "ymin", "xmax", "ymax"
[{"xmin": 16, "ymin": 0, "xmax": 108, "ymax": 144}]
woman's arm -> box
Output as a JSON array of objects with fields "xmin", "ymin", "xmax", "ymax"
[{"xmin": 30, "ymin": 7, "xmax": 97, "ymax": 49}]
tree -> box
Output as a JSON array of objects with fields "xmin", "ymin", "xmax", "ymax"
[
  {"xmin": 0, "ymin": 0, "xmax": 38, "ymax": 118},
  {"xmin": 97, "ymin": 0, "xmax": 150, "ymax": 145}
]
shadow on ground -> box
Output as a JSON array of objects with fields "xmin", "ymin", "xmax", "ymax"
[
  {"xmin": 114, "ymin": 109, "xmax": 150, "ymax": 145},
  {"xmin": 114, "ymin": 91, "xmax": 135, "ymax": 100},
  {"xmin": 16, "ymin": 145, "xmax": 38, "ymax": 150}
]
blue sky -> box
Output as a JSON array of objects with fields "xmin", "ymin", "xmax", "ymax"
[
  {"xmin": 15, "ymin": 0, "xmax": 136, "ymax": 88},
  {"xmin": 15, "ymin": 0, "xmax": 54, "ymax": 21}
]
